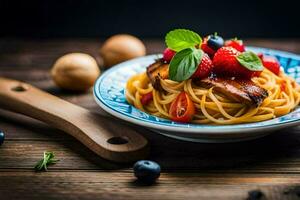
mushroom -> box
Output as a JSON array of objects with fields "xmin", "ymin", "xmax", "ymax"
[
  {"xmin": 51, "ymin": 53, "xmax": 100, "ymax": 91},
  {"xmin": 100, "ymin": 34, "xmax": 146, "ymax": 68}
]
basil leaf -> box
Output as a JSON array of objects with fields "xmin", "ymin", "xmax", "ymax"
[
  {"xmin": 169, "ymin": 48, "xmax": 203, "ymax": 82},
  {"xmin": 165, "ymin": 29, "xmax": 202, "ymax": 52},
  {"xmin": 236, "ymin": 51, "xmax": 264, "ymax": 71}
]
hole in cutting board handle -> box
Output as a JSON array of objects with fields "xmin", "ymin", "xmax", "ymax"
[
  {"xmin": 11, "ymin": 84, "xmax": 28, "ymax": 92},
  {"xmin": 107, "ymin": 136, "xmax": 129, "ymax": 145}
]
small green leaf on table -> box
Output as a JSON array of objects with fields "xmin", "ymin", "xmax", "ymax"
[{"xmin": 35, "ymin": 151, "xmax": 59, "ymax": 171}]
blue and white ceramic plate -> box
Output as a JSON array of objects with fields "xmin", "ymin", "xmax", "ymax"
[{"xmin": 94, "ymin": 47, "xmax": 300, "ymax": 143}]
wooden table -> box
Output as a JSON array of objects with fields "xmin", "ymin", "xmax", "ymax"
[{"xmin": 1, "ymin": 39, "xmax": 300, "ymax": 200}]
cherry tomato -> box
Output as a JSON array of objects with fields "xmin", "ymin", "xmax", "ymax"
[
  {"xmin": 169, "ymin": 91, "xmax": 195, "ymax": 123},
  {"xmin": 280, "ymin": 80, "xmax": 287, "ymax": 92},
  {"xmin": 261, "ymin": 55, "xmax": 280, "ymax": 75},
  {"xmin": 141, "ymin": 92, "xmax": 153, "ymax": 105}
]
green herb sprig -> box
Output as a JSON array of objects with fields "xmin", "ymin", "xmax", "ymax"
[
  {"xmin": 35, "ymin": 151, "xmax": 59, "ymax": 171},
  {"xmin": 166, "ymin": 29, "xmax": 203, "ymax": 81},
  {"xmin": 169, "ymin": 48, "xmax": 203, "ymax": 82},
  {"xmin": 165, "ymin": 29, "xmax": 202, "ymax": 52},
  {"xmin": 236, "ymin": 51, "xmax": 263, "ymax": 71}
]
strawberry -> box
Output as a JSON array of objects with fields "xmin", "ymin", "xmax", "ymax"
[
  {"xmin": 257, "ymin": 52, "xmax": 264, "ymax": 59},
  {"xmin": 163, "ymin": 48, "xmax": 176, "ymax": 63},
  {"xmin": 192, "ymin": 53, "xmax": 213, "ymax": 79},
  {"xmin": 252, "ymin": 71, "xmax": 262, "ymax": 77},
  {"xmin": 213, "ymin": 47, "xmax": 260, "ymax": 78},
  {"xmin": 201, "ymin": 37, "xmax": 216, "ymax": 57},
  {"xmin": 225, "ymin": 39, "xmax": 245, "ymax": 52},
  {"xmin": 260, "ymin": 55, "xmax": 280, "ymax": 75}
]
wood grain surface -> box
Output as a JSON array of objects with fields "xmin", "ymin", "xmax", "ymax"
[{"xmin": 0, "ymin": 39, "xmax": 300, "ymax": 200}]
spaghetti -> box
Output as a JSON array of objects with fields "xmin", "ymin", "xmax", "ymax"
[{"xmin": 126, "ymin": 69, "xmax": 300, "ymax": 125}]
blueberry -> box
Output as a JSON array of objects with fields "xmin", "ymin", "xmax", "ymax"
[
  {"xmin": 0, "ymin": 131, "xmax": 5, "ymax": 145},
  {"xmin": 207, "ymin": 33, "xmax": 224, "ymax": 50},
  {"xmin": 247, "ymin": 190, "xmax": 264, "ymax": 200},
  {"xmin": 133, "ymin": 160, "xmax": 161, "ymax": 183}
]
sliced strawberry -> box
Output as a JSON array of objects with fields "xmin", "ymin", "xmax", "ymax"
[
  {"xmin": 225, "ymin": 39, "xmax": 245, "ymax": 52},
  {"xmin": 192, "ymin": 53, "xmax": 213, "ymax": 79},
  {"xmin": 163, "ymin": 48, "xmax": 176, "ymax": 63},
  {"xmin": 261, "ymin": 55, "xmax": 280, "ymax": 75},
  {"xmin": 213, "ymin": 47, "xmax": 260, "ymax": 79}
]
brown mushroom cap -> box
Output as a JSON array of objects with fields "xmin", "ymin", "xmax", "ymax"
[
  {"xmin": 100, "ymin": 34, "xmax": 146, "ymax": 68},
  {"xmin": 51, "ymin": 53, "xmax": 100, "ymax": 91}
]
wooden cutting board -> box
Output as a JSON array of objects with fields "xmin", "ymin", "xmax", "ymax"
[{"xmin": 0, "ymin": 77, "xmax": 148, "ymax": 163}]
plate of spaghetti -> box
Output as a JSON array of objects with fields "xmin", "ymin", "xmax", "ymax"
[{"xmin": 94, "ymin": 29, "xmax": 300, "ymax": 142}]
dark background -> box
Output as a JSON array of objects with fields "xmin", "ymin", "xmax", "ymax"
[{"xmin": 0, "ymin": 0, "xmax": 299, "ymax": 39}]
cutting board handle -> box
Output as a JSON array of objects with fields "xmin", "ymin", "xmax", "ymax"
[{"xmin": 0, "ymin": 77, "xmax": 148, "ymax": 163}]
